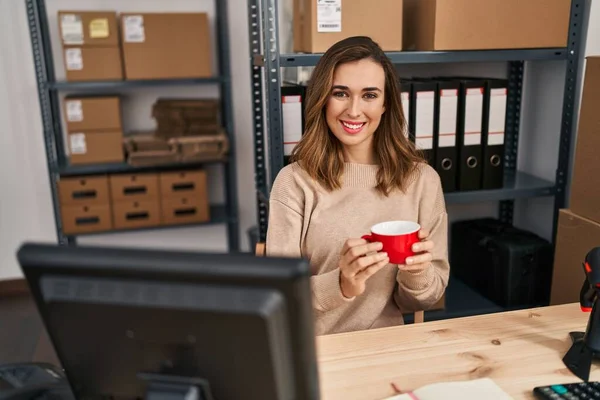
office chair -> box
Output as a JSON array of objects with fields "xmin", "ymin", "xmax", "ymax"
[{"xmin": 255, "ymin": 242, "xmax": 425, "ymax": 324}]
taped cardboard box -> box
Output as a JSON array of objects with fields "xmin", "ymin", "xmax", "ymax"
[
  {"xmin": 120, "ymin": 13, "xmax": 212, "ymax": 79},
  {"xmin": 403, "ymin": 0, "xmax": 571, "ymax": 51},
  {"xmin": 169, "ymin": 132, "xmax": 229, "ymax": 162},
  {"xmin": 293, "ymin": 0, "xmax": 403, "ymax": 53},
  {"xmin": 63, "ymin": 96, "xmax": 122, "ymax": 132},
  {"xmin": 62, "ymin": 46, "xmax": 123, "ymax": 81},
  {"xmin": 569, "ymin": 57, "xmax": 600, "ymax": 224},
  {"xmin": 152, "ymin": 98, "xmax": 221, "ymax": 138},
  {"xmin": 68, "ymin": 130, "xmax": 124, "ymax": 165}
]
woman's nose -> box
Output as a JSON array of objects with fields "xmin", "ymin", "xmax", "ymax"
[{"xmin": 347, "ymin": 98, "xmax": 361, "ymax": 119}]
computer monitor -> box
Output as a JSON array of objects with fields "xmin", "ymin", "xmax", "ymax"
[{"xmin": 17, "ymin": 242, "xmax": 320, "ymax": 400}]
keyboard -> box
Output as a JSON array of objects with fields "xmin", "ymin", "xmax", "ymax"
[
  {"xmin": 534, "ymin": 382, "xmax": 600, "ymax": 399},
  {"xmin": 0, "ymin": 363, "xmax": 66, "ymax": 400}
]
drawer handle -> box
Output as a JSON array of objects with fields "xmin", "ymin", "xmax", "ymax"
[
  {"xmin": 75, "ymin": 216, "xmax": 100, "ymax": 226},
  {"xmin": 126, "ymin": 211, "xmax": 149, "ymax": 221},
  {"xmin": 72, "ymin": 190, "xmax": 97, "ymax": 199},
  {"xmin": 174, "ymin": 207, "xmax": 197, "ymax": 217},
  {"xmin": 172, "ymin": 183, "xmax": 195, "ymax": 191},
  {"xmin": 124, "ymin": 186, "xmax": 147, "ymax": 195}
]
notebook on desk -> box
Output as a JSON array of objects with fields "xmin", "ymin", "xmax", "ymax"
[{"xmin": 385, "ymin": 378, "xmax": 512, "ymax": 399}]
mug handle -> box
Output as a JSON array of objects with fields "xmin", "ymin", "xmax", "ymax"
[{"xmin": 361, "ymin": 234, "xmax": 373, "ymax": 242}]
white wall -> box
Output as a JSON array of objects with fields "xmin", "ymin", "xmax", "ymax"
[
  {"xmin": 1, "ymin": 0, "xmax": 599, "ymax": 281},
  {"xmin": 0, "ymin": 0, "xmax": 255, "ymax": 280}
]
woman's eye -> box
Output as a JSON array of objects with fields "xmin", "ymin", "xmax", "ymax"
[
  {"xmin": 332, "ymin": 91, "xmax": 347, "ymax": 98},
  {"xmin": 364, "ymin": 93, "xmax": 377, "ymax": 99}
]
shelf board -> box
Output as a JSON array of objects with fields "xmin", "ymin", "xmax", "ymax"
[
  {"xmin": 58, "ymin": 158, "xmax": 228, "ymax": 177},
  {"xmin": 278, "ymin": 48, "xmax": 567, "ymax": 67},
  {"xmin": 444, "ymin": 171, "xmax": 555, "ymax": 204},
  {"xmin": 68, "ymin": 204, "xmax": 230, "ymax": 238},
  {"xmin": 47, "ymin": 77, "xmax": 223, "ymax": 91}
]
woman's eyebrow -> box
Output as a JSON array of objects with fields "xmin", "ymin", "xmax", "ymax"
[{"xmin": 331, "ymin": 85, "xmax": 382, "ymax": 92}]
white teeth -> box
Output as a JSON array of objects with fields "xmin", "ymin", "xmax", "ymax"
[{"xmin": 342, "ymin": 121, "xmax": 364, "ymax": 130}]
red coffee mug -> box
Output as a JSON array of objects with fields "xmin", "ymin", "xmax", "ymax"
[{"xmin": 362, "ymin": 221, "xmax": 420, "ymax": 264}]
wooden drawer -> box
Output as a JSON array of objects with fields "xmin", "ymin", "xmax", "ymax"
[
  {"xmin": 58, "ymin": 176, "xmax": 109, "ymax": 205},
  {"xmin": 61, "ymin": 203, "xmax": 112, "ymax": 234},
  {"xmin": 109, "ymin": 173, "xmax": 159, "ymax": 201},
  {"xmin": 159, "ymin": 170, "xmax": 207, "ymax": 198},
  {"xmin": 161, "ymin": 195, "xmax": 210, "ymax": 225},
  {"xmin": 112, "ymin": 200, "xmax": 161, "ymax": 230}
]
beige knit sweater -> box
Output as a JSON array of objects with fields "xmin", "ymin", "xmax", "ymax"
[{"xmin": 266, "ymin": 161, "xmax": 450, "ymax": 335}]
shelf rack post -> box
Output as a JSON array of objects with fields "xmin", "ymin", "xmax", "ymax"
[
  {"xmin": 26, "ymin": 0, "xmax": 72, "ymax": 246},
  {"xmin": 553, "ymin": 0, "xmax": 586, "ymax": 243},
  {"xmin": 215, "ymin": 0, "xmax": 240, "ymax": 252}
]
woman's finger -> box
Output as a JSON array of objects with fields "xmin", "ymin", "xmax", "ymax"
[
  {"xmin": 405, "ymin": 252, "xmax": 433, "ymax": 266},
  {"xmin": 352, "ymin": 251, "xmax": 388, "ymax": 274},
  {"xmin": 412, "ymin": 240, "xmax": 434, "ymax": 253},
  {"xmin": 418, "ymin": 229, "xmax": 429, "ymax": 240}
]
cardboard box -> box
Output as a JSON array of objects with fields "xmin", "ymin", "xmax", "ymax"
[
  {"xmin": 403, "ymin": 0, "xmax": 571, "ymax": 51},
  {"xmin": 550, "ymin": 209, "xmax": 600, "ymax": 305},
  {"xmin": 120, "ymin": 13, "xmax": 212, "ymax": 79},
  {"xmin": 159, "ymin": 170, "xmax": 207, "ymax": 198},
  {"xmin": 63, "ymin": 46, "xmax": 123, "ymax": 81},
  {"xmin": 68, "ymin": 130, "xmax": 124, "ymax": 165},
  {"xmin": 63, "ymin": 96, "xmax": 122, "ymax": 132},
  {"xmin": 112, "ymin": 200, "xmax": 161, "ymax": 230},
  {"xmin": 293, "ymin": 0, "xmax": 403, "ymax": 53},
  {"xmin": 161, "ymin": 195, "xmax": 210, "ymax": 225},
  {"xmin": 58, "ymin": 11, "xmax": 119, "ymax": 47},
  {"xmin": 109, "ymin": 173, "xmax": 159, "ymax": 202},
  {"xmin": 58, "ymin": 176, "xmax": 109, "ymax": 205},
  {"xmin": 61, "ymin": 203, "xmax": 112, "ymax": 234},
  {"xmin": 569, "ymin": 57, "xmax": 600, "ymax": 223}
]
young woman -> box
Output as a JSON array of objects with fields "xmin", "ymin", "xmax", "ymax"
[{"xmin": 266, "ymin": 36, "xmax": 449, "ymax": 336}]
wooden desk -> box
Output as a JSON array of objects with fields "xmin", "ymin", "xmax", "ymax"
[{"xmin": 317, "ymin": 303, "xmax": 599, "ymax": 400}]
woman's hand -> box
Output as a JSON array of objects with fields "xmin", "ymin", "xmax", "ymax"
[
  {"xmin": 398, "ymin": 229, "xmax": 434, "ymax": 273},
  {"xmin": 339, "ymin": 238, "xmax": 390, "ymax": 298}
]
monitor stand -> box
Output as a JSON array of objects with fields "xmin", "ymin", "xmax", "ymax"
[{"xmin": 138, "ymin": 372, "xmax": 215, "ymax": 400}]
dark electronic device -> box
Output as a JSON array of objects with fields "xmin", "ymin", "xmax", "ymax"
[
  {"xmin": 0, "ymin": 363, "xmax": 71, "ymax": 400},
  {"xmin": 14, "ymin": 242, "xmax": 319, "ymax": 400},
  {"xmin": 534, "ymin": 382, "xmax": 600, "ymax": 399},
  {"xmin": 450, "ymin": 218, "xmax": 553, "ymax": 308},
  {"xmin": 563, "ymin": 247, "xmax": 600, "ymax": 382}
]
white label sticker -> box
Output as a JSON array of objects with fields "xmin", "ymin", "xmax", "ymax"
[
  {"xmin": 124, "ymin": 15, "xmax": 145, "ymax": 43},
  {"xmin": 282, "ymin": 95, "xmax": 303, "ymax": 156},
  {"xmin": 61, "ymin": 14, "xmax": 84, "ymax": 44},
  {"xmin": 415, "ymin": 91, "xmax": 434, "ymax": 150},
  {"xmin": 66, "ymin": 100, "xmax": 83, "ymax": 122},
  {"xmin": 464, "ymin": 88, "xmax": 483, "ymax": 146},
  {"xmin": 65, "ymin": 48, "xmax": 83, "ymax": 70},
  {"xmin": 70, "ymin": 133, "xmax": 87, "ymax": 154},
  {"xmin": 439, "ymin": 89, "xmax": 457, "ymax": 148},
  {"xmin": 401, "ymin": 92, "xmax": 410, "ymax": 138},
  {"xmin": 489, "ymin": 88, "xmax": 507, "ymax": 145},
  {"xmin": 317, "ymin": 0, "xmax": 342, "ymax": 32}
]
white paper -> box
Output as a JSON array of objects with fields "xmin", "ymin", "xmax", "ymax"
[
  {"xmin": 70, "ymin": 133, "xmax": 87, "ymax": 154},
  {"xmin": 384, "ymin": 378, "xmax": 512, "ymax": 400},
  {"xmin": 317, "ymin": 0, "xmax": 342, "ymax": 32},
  {"xmin": 488, "ymin": 88, "xmax": 507, "ymax": 145},
  {"xmin": 61, "ymin": 14, "xmax": 84, "ymax": 44},
  {"xmin": 439, "ymin": 89, "xmax": 457, "ymax": 148},
  {"xmin": 415, "ymin": 91, "xmax": 434, "ymax": 150},
  {"xmin": 124, "ymin": 15, "xmax": 145, "ymax": 43},
  {"xmin": 65, "ymin": 48, "xmax": 83, "ymax": 71},
  {"xmin": 282, "ymin": 95, "xmax": 303, "ymax": 156},
  {"xmin": 464, "ymin": 88, "xmax": 483, "ymax": 146},
  {"xmin": 401, "ymin": 92, "xmax": 410, "ymax": 138},
  {"xmin": 66, "ymin": 100, "xmax": 83, "ymax": 122}
]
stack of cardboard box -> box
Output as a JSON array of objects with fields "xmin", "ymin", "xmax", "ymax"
[
  {"xmin": 551, "ymin": 56, "xmax": 600, "ymax": 306},
  {"xmin": 62, "ymin": 96, "xmax": 124, "ymax": 165},
  {"xmin": 292, "ymin": 0, "xmax": 571, "ymax": 53},
  {"xmin": 58, "ymin": 11, "xmax": 123, "ymax": 81},
  {"xmin": 57, "ymin": 11, "xmax": 212, "ymax": 81},
  {"xmin": 57, "ymin": 168, "xmax": 210, "ymax": 235}
]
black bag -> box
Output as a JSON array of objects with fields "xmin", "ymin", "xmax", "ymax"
[{"xmin": 450, "ymin": 218, "xmax": 554, "ymax": 308}]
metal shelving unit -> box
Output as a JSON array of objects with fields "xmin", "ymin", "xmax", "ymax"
[
  {"xmin": 248, "ymin": 0, "xmax": 586, "ymax": 248},
  {"xmin": 26, "ymin": 0, "xmax": 240, "ymax": 251}
]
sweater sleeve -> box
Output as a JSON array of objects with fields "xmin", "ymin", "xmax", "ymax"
[
  {"xmin": 394, "ymin": 169, "xmax": 450, "ymax": 312},
  {"xmin": 266, "ymin": 166, "xmax": 353, "ymax": 313}
]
